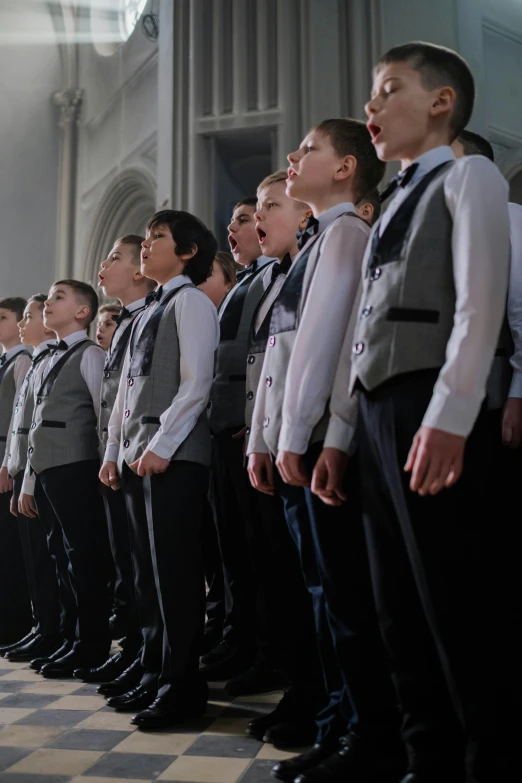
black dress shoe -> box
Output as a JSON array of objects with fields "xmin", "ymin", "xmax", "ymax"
[
  {"xmin": 247, "ymin": 690, "xmax": 318, "ymax": 744},
  {"xmin": 74, "ymin": 650, "xmax": 137, "ymax": 683},
  {"xmin": 131, "ymin": 689, "xmax": 208, "ymax": 729},
  {"xmin": 294, "ymin": 734, "xmax": 407, "ymax": 783},
  {"xmin": 40, "ymin": 649, "xmax": 108, "ymax": 679},
  {"xmin": 0, "ymin": 631, "xmax": 36, "ymax": 657},
  {"xmin": 272, "ymin": 741, "xmax": 338, "ymax": 782},
  {"xmin": 225, "ymin": 665, "xmax": 289, "ymax": 697},
  {"xmin": 30, "ymin": 640, "xmax": 72, "ymax": 671},
  {"xmin": 6, "ymin": 635, "xmax": 62, "ymax": 662},
  {"xmin": 97, "ymin": 657, "xmax": 145, "ymax": 696},
  {"xmin": 106, "ymin": 684, "xmax": 157, "ymax": 712}
]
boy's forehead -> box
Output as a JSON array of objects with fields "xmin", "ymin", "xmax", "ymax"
[
  {"xmin": 372, "ymin": 61, "xmax": 417, "ymax": 90},
  {"xmin": 232, "ymin": 205, "xmax": 255, "ymax": 221},
  {"xmin": 258, "ymin": 181, "xmax": 286, "ymax": 202}
]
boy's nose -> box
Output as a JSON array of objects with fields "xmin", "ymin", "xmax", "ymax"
[
  {"xmin": 365, "ymin": 97, "xmax": 378, "ymax": 117},
  {"xmin": 287, "ymin": 149, "xmax": 299, "ymax": 164}
]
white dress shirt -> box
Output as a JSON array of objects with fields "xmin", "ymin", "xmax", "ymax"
[
  {"xmin": 1, "ymin": 344, "xmax": 32, "ymax": 393},
  {"xmin": 277, "ymin": 205, "xmax": 370, "ymax": 454},
  {"xmin": 2, "ymin": 344, "xmax": 40, "ymax": 470},
  {"xmin": 104, "ymin": 274, "xmax": 219, "ymax": 464},
  {"xmin": 507, "ymin": 202, "xmax": 522, "ymax": 397},
  {"xmin": 331, "ymin": 147, "xmax": 510, "ymax": 446}
]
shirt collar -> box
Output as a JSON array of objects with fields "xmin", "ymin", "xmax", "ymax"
[
  {"xmin": 60, "ymin": 330, "xmax": 89, "ymax": 349},
  {"xmin": 160, "ymin": 274, "xmax": 193, "ymax": 296},
  {"xmin": 409, "ymin": 146, "xmax": 455, "ymax": 184},
  {"xmin": 4, "ymin": 344, "xmax": 31, "ymax": 361},
  {"xmin": 34, "ymin": 341, "xmax": 51, "ymax": 358},
  {"xmin": 126, "ymin": 296, "xmax": 147, "ymax": 313},
  {"xmin": 318, "ymin": 202, "xmax": 356, "ymax": 234}
]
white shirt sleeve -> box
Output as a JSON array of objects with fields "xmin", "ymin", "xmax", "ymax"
[
  {"xmin": 21, "ymin": 464, "xmax": 35, "ymax": 496},
  {"xmin": 14, "ymin": 354, "xmax": 31, "ymax": 393},
  {"xmin": 104, "ymin": 351, "xmax": 130, "ymax": 464},
  {"xmin": 507, "ymin": 202, "xmax": 522, "ymax": 397},
  {"xmin": 323, "ymin": 307, "xmax": 361, "ymax": 454},
  {"xmin": 80, "ymin": 345, "xmax": 106, "ymax": 422},
  {"xmin": 422, "ymin": 156, "xmax": 511, "ymax": 435},
  {"xmin": 277, "ymin": 218, "xmax": 369, "ymax": 454},
  {"xmin": 147, "ymin": 289, "xmax": 219, "ymax": 460},
  {"xmin": 246, "ymin": 350, "xmax": 271, "ymax": 455}
]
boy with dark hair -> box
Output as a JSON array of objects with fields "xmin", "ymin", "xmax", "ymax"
[
  {"xmin": 454, "ymin": 128, "xmax": 494, "ymax": 160},
  {"xmin": 96, "ymin": 304, "xmax": 121, "ymax": 351},
  {"xmin": 2, "ymin": 295, "xmax": 62, "ymax": 663},
  {"xmin": 0, "ymin": 296, "xmax": 33, "ymax": 649},
  {"xmin": 334, "ymin": 41, "xmax": 513, "ymax": 781},
  {"xmin": 202, "ymin": 196, "xmax": 277, "ymax": 684},
  {"xmin": 356, "ymin": 189, "xmax": 381, "ymax": 225},
  {"xmin": 20, "ymin": 279, "xmax": 111, "ymax": 677},
  {"xmin": 100, "ymin": 210, "xmax": 219, "ymax": 729},
  {"xmin": 249, "ymin": 119, "xmax": 405, "ymax": 783},
  {"xmin": 74, "ymin": 234, "xmax": 153, "ymax": 689}
]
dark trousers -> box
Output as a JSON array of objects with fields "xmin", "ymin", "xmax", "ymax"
[
  {"xmin": 34, "ymin": 460, "xmax": 111, "ymax": 654},
  {"xmin": 0, "ymin": 485, "xmax": 32, "ymax": 644},
  {"xmin": 13, "ymin": 472, "xmax": 61, "ymax": 639},
  {"xmin": 358, "ymin": 369, "xmax": 518, "ymax": 780},
  {"xmin": 103, "ymin": 487, "xmax": 141, "ymax": 651},
  {"xmin": 122, "ymin": 460, "xmax": 208, "ymax": 700},
  {"xmin": 202, "ymin": 493, "xmax": 226, "ymax": 639}
]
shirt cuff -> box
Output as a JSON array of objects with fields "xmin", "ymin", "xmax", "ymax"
[
  {"xmin": 421, "ymin": 390, "xmax": 484, "ymax": 437},
  {"xmin": 323, "ymin": 415, "xmax": 357, "ymax": 455},
  {"xmin": 246, "ymin": 425, "xmax": 270, "ymax": 456},
  {"xmin": 509, "ymin": 370, "xmax": 522, "ymax": 398},
  {"xmin": 147, "ymin": 433, "xmax": 177, "ymax": 461},
  {"xmin": 277, "ymin": 420, "xmax": 311, "ymax": 455},
  {"xmin": 21, "ymin": 473, "xmax": 35, "ymax": 496},
  {"xmin": 104, "ymin": 444, "xmax": 120, "ymax": 464}
]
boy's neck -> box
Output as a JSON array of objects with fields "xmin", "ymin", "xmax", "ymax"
[
  {"xmin": 399, "ymin": 133, "xmax": 452, "ymax": 169},
  {"xmin": 55, "ymin": 324, "xmax": 85, "ymax": 340},
  {"xmin": 30, "ymin": 334, "xmax": 51, "ymax": 350},
  {"xmin": 115, "ymin": 283, "xmax": 151, "ymax": 307},
  {"xmin": 154, "ymin": 269, "xmax": 185, "ymax": 286},
  {"xmin": 1, "ymin": 338, "xmax": 21, "ymax": 352},
  {"xmin": 279, "ymin": 241, "xmax": 299, "ymax": 261},
  {"xmin": 310, "ymin": 189, "xmax": 357, "ymax": 218}
]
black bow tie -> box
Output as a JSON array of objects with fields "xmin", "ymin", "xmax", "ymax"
[
  {"xmin": 236, "ymin": 260, "xmax": 258, "ymax": 282},
  {"xmin": 145, "ymin": 287, "xmax": 163, "ymax": 306},
  {"xmin": 47, "ymin": 339, "xmax": 68, "ymax": 355},
  {"xmin": 112, "ymin": 307, "xmax": 131, "ymax": 326},
  {"xmin": 0, "ymin": 354, "xmax": 6, "ymax": 367},
  {"xmin": 296, "ymin": 215, "xmax": 320, "ymax": 251},
  {"xmin": 379, "ymin": 162, "xmax": 419, "ymax": 203},
  {"xmin": 271, "ymin": 253, "xmax": 292, "ymax": 282}
]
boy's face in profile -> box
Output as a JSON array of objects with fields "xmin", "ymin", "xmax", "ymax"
[
  {"xmin": 99, "ymin": 242, "xmax": 139, "ymax": 298},
  {"xmin": 366, "ymin": 61, "xmax": 442, "ymax": 163},
  {"xmin": 44, "ymin": 285, "xmax": 88, "ymax": 331},
  {"xmin": 96, "ymin": 313, "xmax": 118, "ymax": 352},
  {"xmin": 255, "ymin": 181, "xmax": 309, "ymax": 259},
  {"xmin": 228, "ymin": 205, "xmax": 260, "ymax": 266},
  {"xmin": 141, "ymin": 224, "xmax": 187, "ymax": 284},
  {"xmin": 286, "ymin": 130, "xmax": 345, "ymax": 204},
  {"xmin": 0, "ymin": 308, "xmax": 20, "ymax": 348},
  {"xmin": 18, "ymin": 301, "xmax": 48, "ymax": 347}
]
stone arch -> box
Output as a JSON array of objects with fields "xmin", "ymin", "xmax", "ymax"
[
  {"xmin": 84, "ymin": 167, "xmax": 156, "ymax": 285},
  {"xmin": 497, "ymin": 145, "xmax": 522, "ymax": 205}
]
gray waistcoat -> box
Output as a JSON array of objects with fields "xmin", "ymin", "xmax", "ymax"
[
  {"xmin": 7, "ymin": 350, "xmax": 50, "ymax": 477},
  {"xmin": 119, "ymin": 285, "xmax": 211, "ymax": 469},
  {"xmin": 0, "ymin": 351, "xmax": 31, "ymax": 464},
  {"xmin": 261, "ymin": 226, "xmax": 339, "ymax": 456},
  {"xmin": 28, "ymin": 341, "xmax": 101, "ymax": 474},
  {"xmin": 98, "ymin": 310, "xmax": 145, "ymax": 450},
  {"xmin": 350, "ymin": 162, "xmax": 510, "ymax": 401},
  {"xmin": 208, "ymin": 264, "xmax": 273, "ymax": 434}
]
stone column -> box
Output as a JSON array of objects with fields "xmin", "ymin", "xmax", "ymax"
[{"xmin": 53, "ymin": 87, "xmax": 83, "ymax": 279}]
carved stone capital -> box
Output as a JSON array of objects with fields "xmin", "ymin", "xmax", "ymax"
[{"xmin": 53, "ymin": 88, "xmax": 84, "ymax": 127}]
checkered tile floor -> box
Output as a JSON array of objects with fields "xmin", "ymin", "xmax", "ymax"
[{"xmin": 0, "ymin": 656, "xmax": 302, "ymax": 783}]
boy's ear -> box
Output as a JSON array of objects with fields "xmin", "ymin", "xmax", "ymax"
[
  {"xmin": 298, "ymin": 209, "xmax": 313, "ymax": 230},
  {"xmin": 75, "ymin": 303, "xmax": 90, "ymax": 322},
  {"xmin": 356, "ymin": 202, "xmax": 374, "ymax": 223},
  {"xmin": 178, "ymin": 243, "xmax": 198, "ymax": 264},
  {"xmin": 431, "ymin": 85, "xmax": 456, "ymax": 121},
  {"xmin": 334, "ymin": 155, "xmax": 357, "ymax": 183}
]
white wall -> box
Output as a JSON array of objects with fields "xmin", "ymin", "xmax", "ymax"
[{"xmin": 0, "ymin": 1, "xmax": 61, "ymax": 298}]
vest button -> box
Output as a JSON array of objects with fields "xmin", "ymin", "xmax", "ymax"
[
  {"xmin": 31, "ymin": 423, "xmax": 36, "ymax": 429},
  {"xmin": 370, "ymin": 268, "xmax": 382, "ymax": 280},
  {"xmin": 11, "ymin": 430, "xmax": 15, "ymax": 436},
  {"xmin": 248, "ymin": 355, "xmax": 255, "ymax": 365},
  {"xmin": 361, "ymin": 307, "xmax": 372, "ymax": 318},
  {"xmin": 246, "ymin": 426, "xmax": 251, "ymax": 435},
  {"xmin": 353, "ymin": 342, "xmax": 365, "ymax": 355},
  {"xmin": 263, "ymin": 417, "xmax": 270, "ymax": 427},
  {"xmin": 269, "ymin": 336, "xmax": 276, "ymax": 346},
  {"xmin": 28, "ymin": 447, "xmax": 34, "ymax": 454},
  {"xmin": 128, "ymin": 378, "xmax": 134, "ymax": 387},
  {"xmin": 266, "ymin": 376, "xmax": 273, "ymax": 387},
  {"xmin": 104, "ymin": 371, "xmax": 110, "ymax": 379},
  {"xmin": 123, "ymin": 439, "xmax": 130, "ymax": 448},
  {"xmin": 101, "ymin": 400, "xmax": 107, "ymax": 408},
  {"xmin": 36, "ymin": 398, "xmax": 41, "ymax": 404},
  {"xmin": 15, "ymin": 407, "xmax": 18, "ymax": 413},
  {"xmin": 124, "ymin": 410, "xmax": 130, "ymax": 418},
  {"xmin": 246, "ymin": 391, "xmax": 254, "ymax": 400}
]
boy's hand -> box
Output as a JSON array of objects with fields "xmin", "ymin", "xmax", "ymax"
[
  {"xmin": 0, "ymin": 466, "xmax": 12, "ymax": 494},
  {"xmin": 19, "ymin": 493, "xmax": 38, "ymax": 518},
  {"xmin": 129, "ymin": 450, "xmax": 169, "ymax": 477},
  {"xmin": 99, "ymin": 461, "xmax": 121, "ymax": 490},
  {"xmin": 502, "ymin": 397, "xmax": 522, "ymax": 449},
  {"xmin": 405, "ymin": 426, "xmax": 465, "ymax": 496},
  {"xmin": 10, "ymin": 494, "xmax": 17, "ymax": 517},
  {"xmin": 311, "ymin": 447, "xmax": 348, "ymax": 506},
  {"xmin": 247, "ymin": 452, "xmax": 275, "ymax": 495},
  {"xmin": 276, "ymin": 450, "xmax": 309, "ymax": 487}
]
